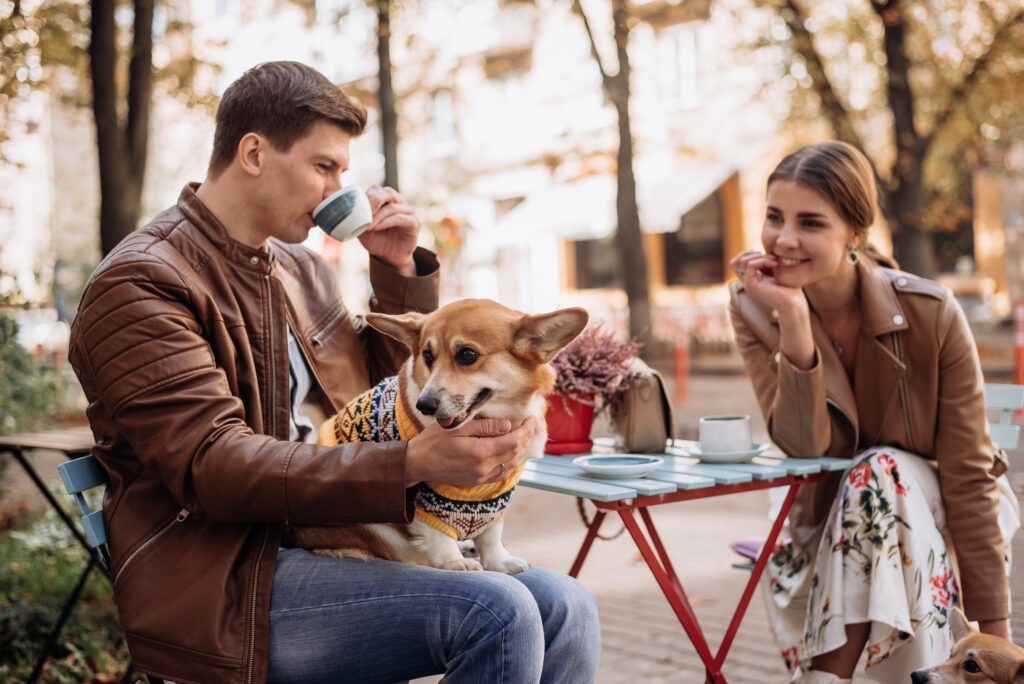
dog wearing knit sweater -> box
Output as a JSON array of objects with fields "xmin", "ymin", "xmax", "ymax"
[{"xmin": 291, "ymin": 299, "xmax": 588, "ymax": 574}]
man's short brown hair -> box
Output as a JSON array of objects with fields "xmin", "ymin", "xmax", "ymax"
[{"xmin": 208, "ymin": 61, "xmax": 367, "ymax": 176}]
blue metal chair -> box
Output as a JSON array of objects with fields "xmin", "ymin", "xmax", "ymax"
[{"xmin": 56, "ymin": 454, "xmax": 164, "ymax": 684}]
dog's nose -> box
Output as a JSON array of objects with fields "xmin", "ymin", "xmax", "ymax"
[
  {"xmin": 416, "ymin": 394, "xmax": 439, "ymax": 416},
  {"xmin": 910, "ymin": 671, "xmax": 929, "ymax": 684}
]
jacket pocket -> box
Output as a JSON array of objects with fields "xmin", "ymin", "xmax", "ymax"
[{"xmin": 113, "ymin": 508, "xmax": 190, "ymax": 586}]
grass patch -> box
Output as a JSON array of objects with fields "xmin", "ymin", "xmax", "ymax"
[{"xmin": 0, "ymin": 500, "xmax": 131, "ymax": 683}]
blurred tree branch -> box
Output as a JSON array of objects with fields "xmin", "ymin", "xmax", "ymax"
[{"xmin": 751, "ymin": 0, "xmax": 1024, "ymax": 276}]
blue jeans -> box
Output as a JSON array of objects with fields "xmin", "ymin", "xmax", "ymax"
[{"xmin": 267, "ymin": 548, "xmax": 601, "ymax": 683}]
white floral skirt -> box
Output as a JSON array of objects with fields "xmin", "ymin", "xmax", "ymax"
[{"xmin": 762, "ymin": 447, "xmax": 1020, "ymax": 682}]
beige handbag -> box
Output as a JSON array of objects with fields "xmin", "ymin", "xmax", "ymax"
[{"xmin": 611, "ymin": 359, "xmax": 674, "ymax": 453}]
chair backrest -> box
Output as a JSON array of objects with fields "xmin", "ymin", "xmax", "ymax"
[
  {"xmin": 983, "ymin": 383, "xmax": 1023, "ymax": 451},
  {"xmin": 56, "ymin": 454, "xmax": 110, "ymax": 572}
]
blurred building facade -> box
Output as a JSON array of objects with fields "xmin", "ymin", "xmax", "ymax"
[{"xmin": 6, "ymin": 0, "xmax": 1020, "ymax": 361}]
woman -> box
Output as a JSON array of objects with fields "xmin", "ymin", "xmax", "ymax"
[{"xmin": 727, "ymin": 141, "xmax": 1019, "ymax": 683}]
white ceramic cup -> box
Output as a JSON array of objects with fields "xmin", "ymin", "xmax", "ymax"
[
  {"xmin": 312, "ymin": 185, "xmax": 373, "ymax": 242},
  {"xmin": 698, "ymin": 415, "xmax": 752, "ymax": 454}
]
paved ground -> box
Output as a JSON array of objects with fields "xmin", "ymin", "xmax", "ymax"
[{"xmin": 4, "ymin": 373, "xmax": 1021, "ymax": 683}]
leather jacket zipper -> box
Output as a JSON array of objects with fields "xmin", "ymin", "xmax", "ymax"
[
  {"xmin": 265, "ymin": 274, "xmax": 277, "ymax": 438},
  {"xmin": 310, "ymin": 308, "xmax": 345, "ymax": 348},
  {"xmin": 247, "ymin": 527, "xmax": 270, "ymax": 684},
  {"xmin": 113, "ymin": 508, "xmax": 190, "ymax": 585},
  {"xmin": 892, "ymin": 333, "xmax": 915, "ymax": 448}
]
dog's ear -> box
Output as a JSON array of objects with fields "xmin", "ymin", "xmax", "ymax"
[
  {"xmin": 514, "ymin": 307, "xmax": 589, "ymax": 363},
  {"xmin": 365, "ymin": 312, "xmax": 424, "ymax": 350},
  {"xmin": 949, "ymin": 607, "xmax": 973, "ymax": 643}
]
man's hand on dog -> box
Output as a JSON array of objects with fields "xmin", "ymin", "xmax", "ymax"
[
  {"xmin": 359, "ymin": 185, "xmax": 420, "ymax": 277},
  {"xmin": 405, "ymin": 417, "xmax": 538, "ymax": 487}
]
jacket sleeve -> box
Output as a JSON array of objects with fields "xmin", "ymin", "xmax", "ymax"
[
  {"xmin": 70, "ymin": 256, "xmax": 414, "ymax": 525},
  {"xmin": 932, "ymin": 294, "xmax": 1008, "ymax": 621},
  {"xmin": 360, "ymin": 247, "xmax": 440, "ymax": 384},
  {"xmin": 727, "ymin": 290, "xmax": 833, "ymax": 458}
]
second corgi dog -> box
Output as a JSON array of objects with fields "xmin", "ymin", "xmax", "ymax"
[
  {"xmin": 911, "ymin": 607, "xmax": 1024, "ymax": 684},
  {"xmin": 290, "ymin": 299, "xmax": 588, "ymax": 573}
]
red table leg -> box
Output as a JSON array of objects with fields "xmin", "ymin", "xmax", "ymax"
[
  {"xmin": 638, "ymin": 507, "xmax": 686, "ymax": 598},
  {"xmin": 568, "ymin": 509, "xmax": 606, "ymax": 578},
  {"xmin": 714, "ymin": 482, "xmax": 801, "ymax": 669},
  {"xmin": 618, "ymin": 508, "xmax": 724, "ymax": 682}
]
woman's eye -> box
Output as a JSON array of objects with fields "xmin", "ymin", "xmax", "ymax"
[
  {"xmin": 455, "ymin": 348, "xmax": 478, "ymax": 365},
  {"xmin": 963, "ymin": 659, "xmax": 981, "ymax": 673},
  {"xmin": 422, "ymin": 349, "xmax": 434, "ymax": 367},
  {"xmin": 766, "ymin": 213, "xmax": 782, "ymax": 224},
  {"xmin": 803, "ymin": 220, "xmax": 824, "ymax": 229}
]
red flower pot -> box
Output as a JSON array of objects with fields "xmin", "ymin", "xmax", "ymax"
[{"xmin": 544, "ymin": 393, "xmax": 595, "ymax": 455}]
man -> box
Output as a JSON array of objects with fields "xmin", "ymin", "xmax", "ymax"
[{"xmin": 69, "ymin": 61, "xmax": 600, "ymax": 684}]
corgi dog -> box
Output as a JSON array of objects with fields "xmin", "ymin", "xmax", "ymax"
[
  {"xmin": 290, "ymin": 299, "xmax": 588, "ymax": 574},
  {"xmin": 911, "ymin": 608, "xmax": 1024, "ymax": 683}
]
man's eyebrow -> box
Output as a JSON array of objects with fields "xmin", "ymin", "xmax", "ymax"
[{"xmin": 312, "ymin": 155, "xmax": 342, "ymax": 169}]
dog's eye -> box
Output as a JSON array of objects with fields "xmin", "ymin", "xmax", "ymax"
[
  {"xmin": 963, "ymin": 659, "xmax": 981, "ymax": 673},
  {"xmin": 422, "ymin": 348, "xmax": 434, "ymax": 367},
  {"xmin": 455, "ymin": 347, "xmax": 478, "ymax": 365}
]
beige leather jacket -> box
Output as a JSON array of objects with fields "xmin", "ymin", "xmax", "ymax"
[
  {"xmin": 69, "ymin": 184, "xmax": 439, "ymax": 683},
  {"xmin": 728, "ymin": 259, "xmax": 1008, "ymax": 621}
]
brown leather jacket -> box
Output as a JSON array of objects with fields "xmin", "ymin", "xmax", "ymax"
[
  {"xmin": 728, "ymin": 259, "xmax": 1008, "ymax": 621},
  {"xmin": 68, "ymin": 184, "xmax": 439, "ymax": 683}
]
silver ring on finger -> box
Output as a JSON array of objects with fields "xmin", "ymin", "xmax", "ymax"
[
  {"xmin": 737, "ymin": 268, "xmax": 747, "ymax": 278},
  {"xmin": 499, "ymin": 462, "xmax": 505, "ymax": 475}
]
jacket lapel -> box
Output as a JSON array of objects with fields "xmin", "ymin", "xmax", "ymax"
[
  {"xmin": 855, "ymin": 261, "xmax": 908, "ymax": 445},
  {"xmin": 806, "ymin": 310, "xmax": 859, "ymax": 436}
]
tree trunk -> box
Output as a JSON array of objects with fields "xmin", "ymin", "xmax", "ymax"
[
  {"xmin": 873, "ymin": 0, "xmax": 934, "ymax": 276},
  {"xmin": 885, "ymin": 182, "xmax": 935, "ymax": 276},
  {"xmin": 376, "ymin": 0, "xmax": 399, "ymax": 190},
  {"xmin": 613, "ymin": 95, "xmax": 652, "ymax": 352},
  {"xmin": 609, "ymin": 0, "xmax": 652, "ymax": 354},
  {"xmin": 90, "ymin": 0, "xmax": 154, "ymax": 256}
]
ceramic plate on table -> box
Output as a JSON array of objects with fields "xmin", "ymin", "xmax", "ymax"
[
  {"xmin": 572, "ymin": 455, "xmax": 664, "ymax": 479},
  {"xmin": 682, "ymin": 442, "xmax": 770, "ymax": 464}
]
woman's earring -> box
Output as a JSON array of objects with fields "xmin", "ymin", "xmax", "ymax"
[{"xmin": 846, "ymin": 245, "xmax": 859, "ymax": 265}]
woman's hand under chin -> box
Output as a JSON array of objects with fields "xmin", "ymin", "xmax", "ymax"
[
  {"xmin": 730, "ymin": 249, "xmax": 816, "ymax": 370},
  {"xmin": 729, "ymin": 250, "xmax": 807, "ymax": 318}
]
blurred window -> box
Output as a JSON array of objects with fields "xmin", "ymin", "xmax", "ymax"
[
  {"xmin": 660, "ymin": 27, "xmax": 701, "ymax": 109},
  {"xmin": 663, "ymin": 191, "xmax": 724, "ymax": 285},
  {"xmin": 573, "ymin": 234, "xmax": 621, "ymax": 290}
]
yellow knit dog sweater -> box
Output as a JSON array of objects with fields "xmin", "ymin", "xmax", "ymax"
[{"xmin": 318, "ymin": 374, "xmax": 524, "ymax": 540}]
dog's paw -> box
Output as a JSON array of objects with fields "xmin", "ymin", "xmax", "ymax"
[
  {"xmin": 485, "ymin": 556, "xmax": 530, "ymax": 574},
  {"xmin": 441, "ymin": 558, "xmax": 485, "ymax": 572}
]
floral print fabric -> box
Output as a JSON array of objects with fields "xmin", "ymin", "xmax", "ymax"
[{"xmin": 764, "ymin": 448, "xmax": 961, "ymax": 682}]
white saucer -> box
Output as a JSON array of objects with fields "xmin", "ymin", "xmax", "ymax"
[
  {"xmin": 682, "ymin": 442, "xmax": 770, "ymax": 464},
  {"xmin": 572, "ymin": 454, "xmax": 664, "ymax": 479}
]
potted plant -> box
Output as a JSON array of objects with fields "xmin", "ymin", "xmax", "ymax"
[{"xmin": 545, "ymin": 324, "xmax": 641, "ymax": 454}]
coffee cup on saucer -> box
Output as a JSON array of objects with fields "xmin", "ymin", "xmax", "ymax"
[
  {"xmin": 698, "ymin": 415, "xmax": 752, "ymax": 454},
  {"xmin": 312, "ymin": 185, "xmax": 373, "ymax": 242}
]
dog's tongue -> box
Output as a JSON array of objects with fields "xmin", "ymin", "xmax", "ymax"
[{"xmin": 437, "ymin": 416, "xmax": 457, "ymax": 429}]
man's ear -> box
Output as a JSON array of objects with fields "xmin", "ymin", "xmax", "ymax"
[
  {"xmin": 514, "ymin": 307, "xmax": 589, "ymax": 363},
  {"xmin": 949, "ymin": 607, "xmax": 973, "ymax": 643},
  {"xmin": 237, "ymin": 132, "xmax": 265, "ymax": 177},
  {"xmin": 365, "ymin": 312, "xmax": 424, "ymax": 350}
]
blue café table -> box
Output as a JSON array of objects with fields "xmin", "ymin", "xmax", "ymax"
[{"xmin": 518, "ymin": 438, "xmax": 854, "ymax": 684}]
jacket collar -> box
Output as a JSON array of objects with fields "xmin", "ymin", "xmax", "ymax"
[
  {"xmin": 857, "ymin": 259, "xmax": 908, "ymax": 338},
  {"xmin": 177, "ymin": 183, "xmax": 275, "ymax": 271}
]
